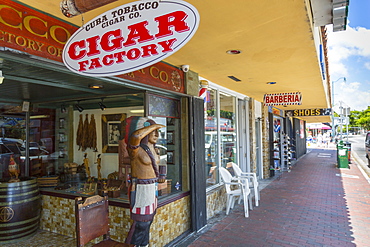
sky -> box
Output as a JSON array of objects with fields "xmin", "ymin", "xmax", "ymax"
[{"xmin": 327, "ymin": 0, "xmax": 370, "ymax": 112}]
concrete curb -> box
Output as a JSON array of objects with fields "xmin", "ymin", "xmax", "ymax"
[{"xmin": 351, "ymin": 150, "xmax": 370, "ymax": 184}]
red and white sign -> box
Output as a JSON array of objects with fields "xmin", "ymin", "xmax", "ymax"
[
  {"xmin": 263, "ymin": 92, "xmax": 302, "ymax": 106},
  {"xmin": 62, "ymin": 0, "xmax": 199, "ymax": 77}
]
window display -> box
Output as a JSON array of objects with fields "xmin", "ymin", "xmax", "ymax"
[
  {"xmin": 271, "ymin": 117, "xmax": 282, "ymax": 174},
  {"xmin": 0, "ymin": 93, "xmax": 184, "ymax": 204}
]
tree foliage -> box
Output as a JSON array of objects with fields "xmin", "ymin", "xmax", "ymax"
[{"xmin": 349, "ymin": 106, "xmax": 370, "ymax": 131}]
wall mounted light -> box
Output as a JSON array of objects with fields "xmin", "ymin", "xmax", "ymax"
[
  {"xmin": 0, "ymin": 70, "xmax": 4, "ymax": 84},
  {"xmin": 75, "ymin": 101, "xmax": 84, "ymax": 112},
  {"xmin": 89, "ymin": 84, "xmax": 103, "ymax": 89},
  {"xmin": 130, "ymin": 109, "xmax": 145, "ymax": 113},
  {"xmin": 98, "ymin": 98, "xmax": 107, "ymax": 111}
]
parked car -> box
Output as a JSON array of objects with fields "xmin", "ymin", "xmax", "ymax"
[
  {"xmin": 365, "ymin": 132, "xmax": 370, "ymax": 167},
  {"xmin": 21, "ymin": 141, "xmax": 49, "ymax": 162}
]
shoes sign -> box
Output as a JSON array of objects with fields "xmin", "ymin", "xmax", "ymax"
[
  {"xmin": 62, "ymin": 0, "xmax": 199, "ymax": 77},
  {"xmin": 285, "ymin": 108, "xmax": 332, "ymax": 117}
]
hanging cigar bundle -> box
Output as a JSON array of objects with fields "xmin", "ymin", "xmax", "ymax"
[{"xmin": 60, "ymin": 0, "xmax": 118, "ymax": 17}]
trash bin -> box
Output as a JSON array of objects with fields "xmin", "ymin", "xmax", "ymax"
[
  {"xmin": 345, "ymin": 142, "xmax": 351, "ymax": 163},
  {"xmin": 337, "ymin": 141, "xmax": 349, "ymax": 168}
]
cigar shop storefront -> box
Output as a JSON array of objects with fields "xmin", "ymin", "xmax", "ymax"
[{"xmin": 0, "ymin": 1, "xmax": 203, "ymax": 245}]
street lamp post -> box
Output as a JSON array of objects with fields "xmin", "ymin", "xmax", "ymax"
[{"xmin": 331, "ymin": 77, "xmax": 346, "ymax": 142}]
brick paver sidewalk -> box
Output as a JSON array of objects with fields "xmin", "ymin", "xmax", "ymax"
[{"xmin": 186, "ymin": 148, "xmax": 370, "ymax": 247}]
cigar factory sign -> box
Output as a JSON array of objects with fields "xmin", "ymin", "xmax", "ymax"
[{"xmin": 62, "ymin": 0, "xmax": 200, "ymax": 77}]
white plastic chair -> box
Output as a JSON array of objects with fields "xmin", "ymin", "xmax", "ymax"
[
  {"xmin": 230, "ymin": 162, "xmax": 260, "ymax": 207},
  {"xmin": 219, "ymin": 167, "xmax": 250, "ymax": 217}
]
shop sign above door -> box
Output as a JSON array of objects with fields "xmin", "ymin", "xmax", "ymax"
[
  {"xmin": 285, "ymin": 108, "xmax": 332, "ymax": 117},
  {"xmin": 62, "ymin": 0, "xmax": 200, "ymax": 77},
  {"xmin": 263, "ymin": 92, "xmax": 302, "ymax": 106}
]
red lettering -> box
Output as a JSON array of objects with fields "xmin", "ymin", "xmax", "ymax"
[
  {"xmin": 155, "ymin": 11, "xmax": 190, "ymax": 38},
  {"xmin": 295, "ymin": 94, "xmax": 300, "ymax": 102},
  {"xmin": 123, "ymin": 21, "xmax": 154, "ymax": 47},
  {"xmin": 89, "ymin": 57, "xmax": 103, "ymax": 70},
  {"xmin": 68, "ymin": 40, "xmax": 86, "ymax": 60},
  {"xmin": 78, "ymin": 60, "xmax": 89, "ymax": 71},
  {"xmin": 101, "ymin": 29, "xmax": 124, "ymax": 52},
  {"xmin": 113, "ymin": 51, "xmax": 126, "ymax": 63},
  {"xmin": 126, "ymin": 48, "xmax": 141, "ymax": 60},
  {"xmin": 274, "ymin": 96, "xmax": 278, "ymax": 103},
  {"xmin": 158, "ymin": 38, "xmax": 177, "ymax": 52},
  {"xmin": 283, "ymin": 95, "xmax": 287, "ymax": 102},
  {"xmin": 86, "ymin": 36, "xmax": 101, "ymax": 56},
  {"xmin": 142, "ymin": 44, "xmax": 158, "ymax": 57},
  {"xmin": 288, "ymin": 95, "xmax": 292, "ymax": 102},
  {"xmin": 102, "ymin": 54, "xmax": 114, "ymax": 66},
  {"xmin": 265, "ymin": 96, "xmax": 270, "ymax": 103},
  {"xmin": 278, "ymin": 96, "xmax": 283, "ymax": 103}
]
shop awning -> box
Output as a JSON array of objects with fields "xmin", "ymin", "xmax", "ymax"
[{"xmin": 307, "ymin": 123, "xmax": 332, "ymax": 130}]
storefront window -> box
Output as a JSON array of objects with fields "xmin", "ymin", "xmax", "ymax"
[
  {"xmin": 219, "ymin": 93, "xmax": 236, "ymax": 168},
  {"xmin": 148, "ymin": 116, "xmax": 182, "ymax": 195},
  {"xmin": 205, "ymin": 89, "xmax": 218, "ymax": 186},
  {"xmin": 1, "ymin": 94, "xmax": 184, "ymax": 201},
  {"xmin": 0, "ymin": 108, "xmax": 56, "ymax": 181},
  {"xmin": 205, "ymin": 89, "xmax": 237, "ymax": 188}
]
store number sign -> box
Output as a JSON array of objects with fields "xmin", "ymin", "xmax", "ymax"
[{"xmin": 62, "ymin": 0, "xmax": 199, "ymax": 77}]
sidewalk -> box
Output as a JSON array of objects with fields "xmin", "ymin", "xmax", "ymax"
[{"xmin": 180, "ymin": 147, "xmax": 370, "ymax": 247}]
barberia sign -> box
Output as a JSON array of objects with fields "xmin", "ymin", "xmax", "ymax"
[
  {"xmin": 0, "ymin": 0, "xmax": 77, "ymax": 62},
  {"xmin": 63, "ymin": 0, "xmax": 200, "ymax": 77},
  {"xmin": 263, "ymin": 92, "xmax": 302, "ymax": 106},
  {"xmin": 285, "ymin": 108, "xmax": 332, "ymax": 117}
]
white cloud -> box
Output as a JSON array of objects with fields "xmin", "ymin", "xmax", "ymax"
[
  {"xmin": 328, "ymin": 26, "xmax": 370, "ymax": 77},
  {"xmin": 328, "ymin": 26, "xmax": 370, "ymax": 56},
  {"xmin": 365, "ymin": 62, "xmax": 370, "ymax": 70},
  {"xmin": 333, "ymin": 81, "xmax": 370, "ymax": 112},
  {"xmin": 328, "ymin": 26, "xmax": 370, "ymax": 111}
]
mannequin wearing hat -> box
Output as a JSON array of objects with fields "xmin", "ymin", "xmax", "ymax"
[{"xmin": 125, "ymin": 120, "xmax": 165, "ymax": 247}]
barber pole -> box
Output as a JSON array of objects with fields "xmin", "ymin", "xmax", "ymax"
[
  {"xmin": 199, "ymin": 80, "xmax": 208, "ymax": 110},
  {"xmin": 199, "ymin": 86, "xmax": 207, "ymax": 99}
]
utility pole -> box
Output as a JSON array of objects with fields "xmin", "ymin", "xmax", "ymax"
[
  {"xmin": 331, "ymin": 77, "xmax": 346, "ymax": 141},
  {"xmin": 345, "ymin": 107, "xmax": 350, "ymax": 142},
  {"xmin": 339, "ymin": 103, "xmax": 343, "ymax": 140}
]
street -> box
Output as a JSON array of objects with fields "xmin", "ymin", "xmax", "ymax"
[{"xmin": 343, "ymin": 134, "xmax": 370, "ymax": 178}]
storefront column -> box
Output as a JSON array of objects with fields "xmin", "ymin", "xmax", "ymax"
[
  {"xmin": 262, "ymin": 106, "xmax": 271, "ymax": 178},
  {"xmin": 189, "ymin": 97, "xmax": 207, "ymax": 231},
  {"xmin": 249, "ymin": 99, "xmax": 257, "ymax": 173}
]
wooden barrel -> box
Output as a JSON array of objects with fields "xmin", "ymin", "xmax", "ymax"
[{"xmin": 0, "ymin": 178, "xmax": 41, "ymax": 243}]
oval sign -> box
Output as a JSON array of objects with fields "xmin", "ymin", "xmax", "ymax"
[{"xmin": 62, "ymin": 0, "xmax": 199, "ymax": 77}]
